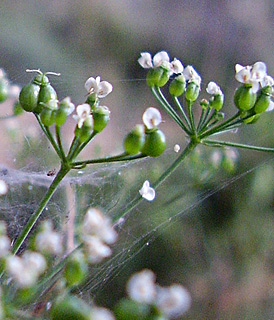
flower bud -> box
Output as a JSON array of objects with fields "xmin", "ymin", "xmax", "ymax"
[
  {"xmin": 64, "ymin": 252, "xmax": 88, "ymax": 287},
  {"xmin": 75, "ymin": 117, "xmax": 93, "ymax": 143},
  {"xmin": 55, "ymin": 97, "xmax": 75, "ymax": 126},
  {"xmin": 200, "ymin": 99, "xmax": 209, "ymax": 109},
  {"xmin": 169, "ymin": 75, "xmax": 186, "ymax": 96},
  {"xmin": 93, "ymin": 105, "xmax": 110, "ymax": 133},
  {"xmin": 185, "ymin": 81, "xmax": 200, "ymax": 102},
  {"xmin": 141, "ymin": 129, "xmax": 166, "ymax": 157},
  {"xmin": 234, "ymin": 85, "xmax": 257, "ymax": 111},
  {"xmin": 114, "ymin": 298, "xmax": 151, "ymax": 320},
  {"xmin": 254, "ymin": 91, "xmax": 271, "ymax": 114},
  {"xmin": 85, "ymin": 92, "xmax": 97, "ymax": 109},
  {"xmin": 19, "ymin": 83, "xmax": 40, "ymax": 112},
  {"xmin": 0, "ymin": 79, "xmax": 9, "ymax": 102},
  {"xmin": 209, "ymin": 94, "xmax": 224, "ymax": 111},
  {"xmin": 124, "ymin": 125, "xmax": 145, "ymax": 155},
  {"xmin": 50, "ymin": 294, "xmax": 92, "ymax": 320}
]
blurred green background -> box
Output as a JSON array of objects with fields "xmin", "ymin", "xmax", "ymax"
[{"xmin": 1, "ymin": 0, "xmax": 274, "ymax": 319}]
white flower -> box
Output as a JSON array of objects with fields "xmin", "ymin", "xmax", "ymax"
[
  {"xmin": 83, "ymin": 235, "xmax": 112, "ymax": 264},
  {"xmin": 35, "ymin": 221, "xmax": 63, "ymax": 255},
  {"xmin": 174, "ymin": 144, "xmax": 181, "ymax": 153},
  {"xmin": 127, "ymin": 269, "xmax": 157, "ymax": 304},
  {"xmin": 90, "ymin": 307, "xmax": 115, "ymax": 320},
  {"xmin": 82, "ymin": 208, "xmax": 117, "ymax": 245},
  {"xmin": 261, "ymin": 75, "xmax": 274, "ymax": 88},
  {"xmin": 206, "ymin": 81, "xmax": 223, "ymax": 95},
  {"xmin": 6, "ymin": 251, "xmax": 47, "ymax": 288},
  {"xmin": 73, "ymin": 103, "xmax": 93, "ymax": 128},
  {"xmin": 85, "ymin": 76, "xmax": 113, "ymax": 98},
  {"xmin": 170, "ymin": 58, "xmax": 184, "ymax": 74},
  {"xmin": 142, "ymin": 107, "xmax": 162, "ymax": 130},
  {"xmin": 183, "ymin": 65, "xmax": 201, "ymax": 86},
  {"xmin": 156, "ymin": 284, "xmax": 192, "ymax": 318},
  {"xmin": 138, "ymin": 51, "xmax": 170, "ymax": 69},
  {"xmin": 235, "ymin": 62, "xmax": 267, "ymax": 93},
  {"xmin": 0, "ymin": 180, "xmax": 8, "ymax": 196},
  {"xmin": 139, "ymin": 180, "xmax": 155, "ymax": 201},
  {"xmin": 60, "ymin": 97, "xmax": 75, "ymax": 115}
]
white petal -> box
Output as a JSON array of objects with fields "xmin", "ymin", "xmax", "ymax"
[
  {"xmin": 235, "ymin": 64, "xmax": 245, "ymax": 73},
  {"xmin": 0, "ymin": 180, "xmax": 8, "ymax": 196},
  {"xmin": 206, "ymin": 81, "xmax": 220, "ymax": 95},
  {"xmin": 142, "ymin": 107, "xmax": 162, "ymax": 129},
  {"xmin": 262, "ymin": 75, "xmax": 274, "ymax": 87},
  {"xmin": 138, "ymin": 52, "xmax": 153, "ymax": 68},
  {"xmin": 139, "ymin": 180, "xmax": 155, "ymax": 201},
  {"xmin": 153, "ymin": 51, "xmax": 170, "ymax": 68},
  {"xmin": 183, "ymin": 66, "xmax": 201, "ymax": 85},
  {"xmin": 235, "ymin": 66, "xmax": 252, "ymax": 84},
  {"xmin": 85, "ymin": 77, "xmax": 98, "ymax": 93},
  {"xmin": 266, "ymin": 100, "xmax": 274, "ymax": 112},
  {"xmin": 171, "ymin": 58, "xmax": 184, "ymax": 74},
  {"xmin": 97, "ymin": 81, "xmax": 113, "ymax": 98},
  {"xmin": 174, "ymin": 144, "xmax": 180, "ymax": 153},
  {"xmin": 251, "ymin": 61, "xmax": 267, "ymax": 81}
]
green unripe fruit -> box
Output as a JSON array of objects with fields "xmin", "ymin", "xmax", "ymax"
[
  {"xmin": 40, "ymin": 108, "xmax": 56, "ymax": 126},
  {"xmin": 93, "ymin": 106, "xmax": 110, "ymax": 133},
  {"xmin": 33, "ymin": 74, "xmax": 49, "ymax": 86},
  {"xmin": 37, "ymin": 84, "xmax": 58, "ymax": 113},
  {"xmin": 124, "ymin": 125, "xmax": 145, "ymax": 155},
  {"xmin": 85, "ymin": 93, "xmax": 97, "ymax": 109},
  {"xmin": 157, "ymin": 69, "xmax": 170, "ymax": 87},
  {"xmin": 19, "ymin": 83, "xmax": 40, "ymax": 112},
  {"xmin": 141, "ymin": 129, "xmax": 166, "ymax": 157},
  {"xmin": 50, "ymin": 295, "xmax": 92, "ymax": 320},
  {"xmin": 243, "ymin": 114, "xmax": 260, "ymax": 124},
  {"xmin": 0, "ymin": 80, "xmax": 9, "ymax": 102},
  {"xmin": 114, "ymin": 299, "xmax": 151, "ymax": 320},
  {"xmin": 75, "ymin": 118, "xmax": 93, "ymax": 143},
  {"xmin": 234, "ymin": 85, "xmax": 257, "ymax": 111},
  {"xmin": 185, "ymin": 81, "xmax": 200, "ymax": 102},
  {"xmin": 254, "ymin": 92, "xmax": 271, "ymax": 114},
  {"xmin": 209, "ymin": 94, "xmax": 224, "ymax": 111},
  {"xmin": 169, "ymin": 75, "xmax": 186, "ymax": 96},
  {"xmin": 146, "ymin": 68, "xmax": 164, "ymax": 87},
  {"xmin": 64, "ymin": 252, "xmax": 88, "ymax": 287}
]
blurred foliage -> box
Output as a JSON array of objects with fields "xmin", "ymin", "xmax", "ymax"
[{"xmin": 1, "ymin": 0, "xmax": 274, "ymax": 318}]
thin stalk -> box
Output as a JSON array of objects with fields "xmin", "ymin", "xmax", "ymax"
[
  {"xmin": 199, "ymin": 109, "xmax": 217, "ymax": 132},
  {"xmin": 199, "ymin": 111, "xmax": 241, "ymax": 139},
  {"xmin": 73, "ymin": 131, "xmax": 98, "ymax": 158},
  {"xmin": 71, "ymin": 153, "xmax": 146, "ymax": 168},
  {"xmin": 197, "ymin": 107, "xmax": 209, "ymax": 132},
  {"xmin": 12, "ymin": 165, "xmax": 70, "ymax": 255},
  {"xmin": 202, "ymin": 139, "xmax": 274, "ymax": 152},
  {"xmin": 35, "ymin": 115, "xmax": 62, "ymax": 159},
  {"xmin": 151, "ymin": 87, "xmax": 186, "ymax": 131},
  {"xmin": 55, "ymin": 125, "xmax": 66, "ymax": 162},
  {"xmin": 113, "ymin": 141, "xmax": 198, "ymax": 222},
  {"xmin": 172, "ymin": 96, "xmax": 192, "ymax": 133},
  {"xmin": 187, "ymin": 100, "xmax": 196, "ymax": 135},
  {"xmin": 67, "ymin": 136, "xmax": 81, "ymax": 161}
]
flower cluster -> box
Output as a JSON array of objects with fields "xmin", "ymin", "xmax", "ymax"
[
  {"xmin": 115, "ymin": 269, "xmax": 191, "ymax": 319},
  {"xmin": 81, "ymin": 208, "xmax": 118, "ymax": 263}
]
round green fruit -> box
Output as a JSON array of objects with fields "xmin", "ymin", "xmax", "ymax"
[{"xmin": 141, "ymin": 129, "xmax": 166, "ymax": 157}]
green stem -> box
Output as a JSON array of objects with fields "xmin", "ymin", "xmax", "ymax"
[
  {"xmin": 172, "ymin": 96, "xmax": 192, "ymax": 133},
  {"xmin": 72, "ymin": 153, "xmax": 146, "ymax": 168},
  {"xmin": 199, "ymin": 109, "xmax": 217, "ymax": 132},
  {"xmin": 67, "ymin": 136, "xmax": 81, "ymax": 161},
  {"xmin": 187, "ymin": 100, "xmax": 196, "ymax": 135},
  {"xmin": 113, "ymin": 141, "xmax": 197, "ymax": 222},
  {"xmin": 55, "ymin": 125, "xmax": 67, "ymax": 162},
  {"xmin": 202, "ymin": 139, "xmax": 274, "ymax": 152},
  {"xmin": 199, "ymin": 111, "xmax": 241, "ymax": 139},
  {"xmin": 12, "ymin": 165, "xmax": 70, "ymax": 255},
  {"xmin": 35, "ymin": 115, "xmax": 62, "ymax": 159},
  {"xmin": 73, "ymin": 131, "xmax": 98, "ymax": 158},
  {"xmin": 151, "ymin": 87, "xmax": 187, "ymax": 131}
]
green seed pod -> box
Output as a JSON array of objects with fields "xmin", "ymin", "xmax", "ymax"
[
  {"xmin": 185, "ymin": 81, "xmax": 200, "ymax": 102},
  {"xmin": 254, "ymin": 91, "xmax": 271, "ymax": 114},
  {"xmin": 40, "ymin": 108, "xmax": 56, "ymax": 126},
  {"xmin": 0, "ymin": 80, "xmax": 9, "ymax": 102},
  {"xmin": 209, "ymin": 94, "xmax": 224, "ymax": 111},
  {"xmin": 114, "ymin": 298, "xmax": 151, "ymax": 320},
  {"xmin": 85, "ymin": 92, "xmax": 97, "ymax": 110},
  {"xmin": 234, "ymin": 85, "xmax": 257, "ymax": 111},
  {"xmin": 243, "ymin": 114, "xmax": 260, "ymax": 124},
  {"xmin": 141, "ymin": 129, "xmax": 166, "ymax": 157},
  {"xmin": 19, "ymin": 83, "xmax": 40, "ymax": 112},
  {"xmin": 37, "ymin": 84, "xmax": 58, "ymax": 113},
  {"xmin": 55, "ymin": 97, "xmax": 75, "ymax": 127},
  {"xmin": 146, "ymin": 68, "xmax": 164, "ymax": 87},
  {"xmin": 93, "ymin": 105, "xmax": 110, "ymax": 133},
  {"xmin": 124, "ymin": 125, "xmax": 145, "ymax": 155},
  {"xmin": 169, "ymin": 75, "xmax": 186, "ymax": 96},
  {"xmin": 64, "ymin": 252, "xmax": 88, "ymax": 287},
  {"xmin": 75, "ymin": 118, "xmax": 93, "ymax": 143},
  {"xmin": 157, "ymin": 68, "xmax": 170, "ymax": 87},
  {"xmin": 50, "ymin": 294, "xmax": 92, "ymax": 320}
]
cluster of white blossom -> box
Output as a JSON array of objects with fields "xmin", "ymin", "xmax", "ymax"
[
  {"xmin": 81, "ymin": 208, "xmax": 118, "ymax": 263},
  {"xmin": 126, "ymin": 269, "xmax": 191, "ymax": 318}
]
